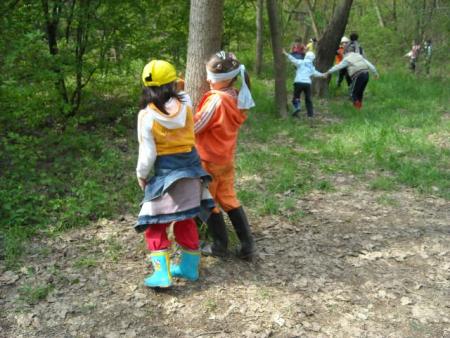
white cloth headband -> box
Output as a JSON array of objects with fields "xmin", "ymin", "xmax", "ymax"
[{"xmin": 206, "ymin": 64, "xmax": 255, "ymax": 110}]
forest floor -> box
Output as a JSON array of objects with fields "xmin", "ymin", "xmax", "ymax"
[{"xmin": 1, "ymin": 171, "xmax": 449, "ymax": 338}]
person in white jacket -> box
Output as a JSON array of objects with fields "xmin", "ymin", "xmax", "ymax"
[
  {"xmin": 325, "ymin": 52, "xmax": 379, "ymax": 109},
  {"xmin": 283, "ymin": 50, "xmax": 325, "ymax": 118}
]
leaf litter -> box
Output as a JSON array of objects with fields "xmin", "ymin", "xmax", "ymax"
[{"xmin": 1, "ymin": 177, "xmax": 449, "ymax": 337}]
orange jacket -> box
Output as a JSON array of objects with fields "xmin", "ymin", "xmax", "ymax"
[
  {"xmin": 194, "ymin": 89, "xmax": 247, "ymax": 165},
  {"xmin": 335, "ymin": 47, "xmax": 344, "ymax": 64}
]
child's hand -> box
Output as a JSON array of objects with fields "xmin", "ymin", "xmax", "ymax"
[{"xmin": 138, "ymin": 177, "xmax": 147, "ymax": 191}]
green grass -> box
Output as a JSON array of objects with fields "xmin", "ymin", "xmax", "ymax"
[
  {"xmin": 74, "ymin": 256, "xmax": 98, "ymax": 269},
  {"xmin": 18, "ymin": 283, "xmax": 54, "ymax": 304},
  {"xmin": 1, "ymin": 68, "xmax": 448, "ymax": 269},
  {"xmin": 237, "ymin": 68, "xmax": 449, "ymax": 221}
]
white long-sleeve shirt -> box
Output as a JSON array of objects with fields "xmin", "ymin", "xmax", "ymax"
[
  {"xmin": 284, "ymin": 52, "xmax": 324, "ymax": 84},
  {"xmin": 136, "ymin": 93, "xmax": 192, "ymax": 179}
]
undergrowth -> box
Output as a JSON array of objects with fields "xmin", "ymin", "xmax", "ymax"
[{"xmin": 1, "ymin": 69, "xmax": 448, "ymax": 268}]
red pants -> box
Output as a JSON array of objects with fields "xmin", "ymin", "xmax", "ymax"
[{"xmin": 144, "ymin": 218, "xmax": 199, "ymax": 251}]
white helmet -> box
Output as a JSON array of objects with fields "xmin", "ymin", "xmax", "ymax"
[
  {"xmin": 341, "ymin": 36, "xmax": 350, "ymax": 43},
  {"xmin": 305, "ymin": 51, "xmax": 315, "ymax": 60}
]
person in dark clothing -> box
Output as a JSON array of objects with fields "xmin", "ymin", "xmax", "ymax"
[{"xmin": 345, "ymin": 32, "xmax": 365, "ymax": 56}]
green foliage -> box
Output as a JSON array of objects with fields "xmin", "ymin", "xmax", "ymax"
[
  {"xmin": 0, "ymin": 118, "xmax": 138, "ymax": 268},
  {"xmin": 237, "ymin": 68, "xmax": 449, "ymax": 223}
]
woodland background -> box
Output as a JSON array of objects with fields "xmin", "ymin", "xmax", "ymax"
[{"xmin": 1, "ymin": 0, "xmax": 449, "ymax": 266}]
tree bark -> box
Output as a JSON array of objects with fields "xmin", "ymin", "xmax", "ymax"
[
  {"xmin": 305, "ymin": 0, "xmax": 319, "ymax": 40},
  {"xmin": 41, "ymin": 0, "xmax": 69, "ymax": 107},
  {"xmin": 313, "ymin": 0, "xmax": 353, "ymax": 97},
  {"xmin": 266, "ymin": 0, "xmax": 287, "ymax": 118},
  {"xmin": 185, "ymin": 0, "xmax": 224, "ymax": 108},
  {"xmin": 392, "ymin": 0, "xmax": 397, "ymax": 31},
  {"xmin": 255, "ymin": 0, "xmax": 264, "ymax": 76},
  {"xmin": 373, "ymin": 0, "xmax": 385, "ymax": 27},
  {"xmin": 71, "ymin": 0, "xmax": 90, "ymax": 116}
]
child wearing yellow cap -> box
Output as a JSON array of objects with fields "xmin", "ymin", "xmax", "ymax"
[{"xmin": 136, "ymin": 60, "xmax": 214, "ymax": 288}]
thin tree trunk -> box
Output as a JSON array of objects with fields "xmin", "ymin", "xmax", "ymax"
[
  {"xmin": 305, "ymin": 0, "xmax": 319, "ymax": 39},
  {"xmin": 71, "ymin": 0, "xmax": 89, "ymax": 115},
  {"xmin": 418, "ymin": 0, "xmax": 427, "ymax": 40},
  {"xmin": 421, "ymin": 0, "xmax": 436, "ymax": 40},
  {"xmin": 313, "ymin": 0, "xmax": 354, "ymax": 97},
  {"xmin": 41, "ymin": 0, "xmax": 69, "ymax": 107},
  {"xmin": 266, "ymin": 0, "xmax": 287, "ymax": 118},
  {"xmin": 373, "ymin": 0, "xmax": 385, "ymax": 27},
  {"xmin": 185, "ymin": 0, "xmax": 224, "ymax": 108},
  {"xmin": 255, "ymin": 0, "xmax": 264, "ymax": 76},
  {"xmin": 392, "ymin": 0, "xmax": 397, "ymax": 31}
]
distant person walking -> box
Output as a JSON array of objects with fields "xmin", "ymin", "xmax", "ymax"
[
  {"xmin": 306, "ymin": 38, "xmax": 317, "ymax": 53},
  {"xmin": 283, "ymin": 49, "xmax": 325, "ymax": 119},
  {"xmin": 345, "ymin": 32, "xmax": 365, "ymax": 56},
  {"xmin": 336, "ymin": 36, "xmax": 351, "ymax": 87},
  {"xmin": 406, "ymin": 40, "xmax": 421, "ymax": 73},
  {"xmin": 290, "ymin": 38, "xmax": 306, "ymax": 60},
  {"xmin": 423, "ymin": 39, "xmax": 432, "ymax": 75},
  {"xmin": 325, "ymin": 51, "xmax": 379, "ymax": 109}
]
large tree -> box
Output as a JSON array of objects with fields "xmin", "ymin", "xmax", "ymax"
[
  {"xmin": 313, "ymin": 0, "xmax": 353, "ymax": 97},
  {"xmin": 266, "ymin": 0, "xmax": 287, "ymax": 117},
  {"xmin": 185, "ymin": 0, "xmax": 224, "ymax": 107}
]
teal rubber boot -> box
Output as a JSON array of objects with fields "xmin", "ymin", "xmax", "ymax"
[
  {"xmin": 170, "ymin": 249, "xmax": 200, "ymax": 281},
  {"xmin": 144, "ymin": 250, "xmax": 172, "ymax": 288}
]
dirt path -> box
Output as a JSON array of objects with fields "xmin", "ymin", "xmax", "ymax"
[{"xmin": 1, "ymin": 176, "xmax": 449, "ymax": 338}]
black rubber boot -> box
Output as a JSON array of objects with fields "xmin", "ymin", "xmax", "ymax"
[
  {"xmin": 227, "ymin": 207, "xmax": 256, "ymax": 260},
  {"xmin": 200, "ymin": 212, "xmax": 229, "ymax": 257}
]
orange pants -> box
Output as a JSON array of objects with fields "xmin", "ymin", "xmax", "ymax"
[{"xmin": 201, "ymin": 161, "xmax": 240, "ymax": 213}]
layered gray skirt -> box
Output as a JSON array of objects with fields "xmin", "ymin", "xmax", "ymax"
[{"xmin": 135, "ymin": 149, "xmax": 214, "ymax": 233}]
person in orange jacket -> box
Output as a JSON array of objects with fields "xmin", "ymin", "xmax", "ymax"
[
  {"xmin": 194, "ymin": 51, "xmax": 256, "ymax": 260},
  {"xmin": 336, "ymin": 36, "xmax": 351, "ymax": 87}
]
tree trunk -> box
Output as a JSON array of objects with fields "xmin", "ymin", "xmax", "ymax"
[
  {"xmin": 416, "ymin": 0, "xmax": 427, "ymax": 40},
  {"xmin": 392, "ymin": 0, "xmax": 397, "ymax": 31},
  {"xmin": 373, "ymin": 0, "xmax": 385, "ymax": 27},
  {"xmin": 313, "ymin": 0, "xmax": 353, "ymax": 97},
  {"xmin": 41, "ymin": 0, "xmax": 69, "ymax": 108},
  {"xmin": 185, "ymin": 0, "xmax": 224, "ymax": 108},
  {"xmin": 255, "ymin": 0, "xmax": 264, "ymax": 76},
  {"xmin": 266, "ymin": 0, "xmax": 287, "ymax": 118},
  {"xmin": 305, "ymin": 0, "xmax": 320, "ymax": 40}
]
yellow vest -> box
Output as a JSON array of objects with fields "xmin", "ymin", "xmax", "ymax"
[{"xmin": 150, "ymin": 104, "xmax": 195, "ymax": 155}]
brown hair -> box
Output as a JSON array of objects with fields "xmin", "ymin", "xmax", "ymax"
[{"xmin": 206, "ymin": 51, "xmax": 251, "ymax": 90}]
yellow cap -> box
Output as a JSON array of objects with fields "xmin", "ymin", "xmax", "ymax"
[{"xmin": 142, "ymin": 60, "xmax": 177, "ymax": 87}]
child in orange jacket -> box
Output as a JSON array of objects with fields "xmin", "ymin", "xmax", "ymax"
[{"xmin": 194, "ymin": 51, "xmax": 256, "ymax": 260}]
